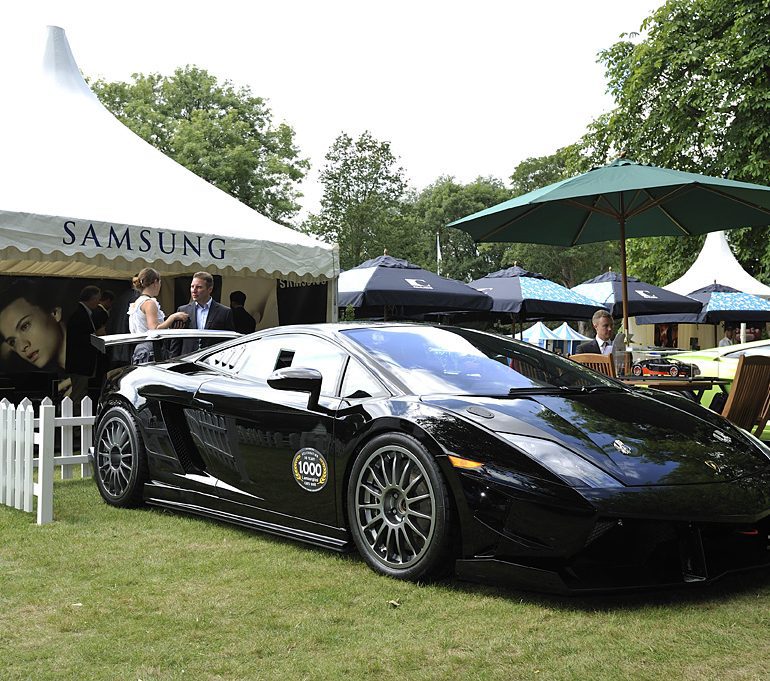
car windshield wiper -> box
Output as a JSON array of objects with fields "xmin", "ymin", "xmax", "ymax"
[
  {"xmin": 556, "ymin": 384, "xmax": 624, "ymax": 394},
  {"xmin": 505, "ymin": 384, "xmax": 624, "ymax": 396},
  {"xmin": 504, "ymin": 387, "xmax": 567, "ymax": 396}
]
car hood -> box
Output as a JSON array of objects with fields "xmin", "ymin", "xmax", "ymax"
[{"xmin": 422, "ymin": 390, "xmax": 770, "ymax": 487}]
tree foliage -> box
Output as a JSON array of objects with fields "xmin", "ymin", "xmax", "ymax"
[
  {"xmin": 586, "ymin": 0, "xmax": 770, "ymax": 285},
  {"xmin": 303, "ymin": 131, "xmax": 407, "ymax": 269},
  {"xmin": 91, "ymin": 66, "xmax": 308, "ymax": 223},
  {"xmin": 407, "ymin": 176, "xmax": 513, "ymax": 281}
]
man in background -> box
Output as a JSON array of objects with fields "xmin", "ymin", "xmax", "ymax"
[
  {"xmin": 229, "ymin": 290, "xmax": 257, "ymax": 335},
  {"xmin": 575, "ymin": 310, "xmax": 614, "ymax": 355},
  {"xmin": 718, "ymin": 324, "xmax": 735, "ymax": 347},
  {"xmin": 91, "ymin": 289, "xmax": 115, "ymax": 334},
  {"xmin": 169, "ymin": 272, "xmax": 235, "ymax": 357},
  {"xmin": 65, "ymin": 285, "xmax": 101, "ymax": 408}
]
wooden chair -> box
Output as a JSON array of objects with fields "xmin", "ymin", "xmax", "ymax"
[
  {"xmin": 720, "ymin": 355, "xmax": 770, "ymax": 436},
  {"xmin": 569, "ymin": 353, "xmax": 616, "ymax": 378},
  {"xmin": 756, "ymin": 390, "xmax": 770, "ymax": 438}
]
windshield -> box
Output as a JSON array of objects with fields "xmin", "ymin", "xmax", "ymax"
[
  {"xmin": 342, "ymin": 325, "xmax": 621, "ymax": 395},
  {"xmin": 725, "ymin": 342, "xmax": 770, "ymax": 360}
]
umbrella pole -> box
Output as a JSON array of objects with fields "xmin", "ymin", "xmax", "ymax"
[{"xmin": 619, "ymin": 212, "xmax": 630, "ymax": 338}]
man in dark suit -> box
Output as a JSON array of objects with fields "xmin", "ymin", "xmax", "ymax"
[
  {"xmin": 575, "ymin": 309, "xmax": 614, "ymax": 355},
  {"xmin": 65, "ymin": 285, "xmax": 101, "ymax": 408},
  {"xmin": 91, "ymin": 290, "xmax": 114, "ymax": 334},
  {"xmin": 168, "ymin": 272, "xmax": 235, "ymax": 357},
  {"xmin": 229, "ymin": 290, "xmax": 257, "ymax": 335}
]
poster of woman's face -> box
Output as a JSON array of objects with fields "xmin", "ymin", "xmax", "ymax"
[
  {"xmin": 0, "ymin": 295, "xmax": 64, "ymax": 369},
  {"xmin": 0, "ymin": 276, "xmax": 132, "ymax": 374}
]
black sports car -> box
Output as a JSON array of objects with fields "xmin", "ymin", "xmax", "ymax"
[{"xmin": 92, "ymin": 323, "xmax": 770, "ymax": 593}]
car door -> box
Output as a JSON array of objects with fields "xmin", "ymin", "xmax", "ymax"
[{"xmin": 191, "ymin": 332, "xmax": 346, "ymax": 528}]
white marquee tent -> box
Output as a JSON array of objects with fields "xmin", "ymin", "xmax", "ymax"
[
  {"xmin": 664, "ymin": 231, "xmax": 770, "ymax": 298},
  {"xmin": 0, "ymin": 26, "xmax": 339, "ymax": 320},
  {"xmin": 630, "ymin": 230, "xmax": 770, "ymax": 348}
]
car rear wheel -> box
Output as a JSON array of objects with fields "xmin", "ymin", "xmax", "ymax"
[
  {"xmin": 347, "ymin": 433, "xmax": 452, "ymax": 581},
  {"xmin": 632, "ymin": 365, "xmax": 642, "ymax": 376},
  {"xmin": 94, "ymin": 405, "xmax": 148, "ymax": 508}
]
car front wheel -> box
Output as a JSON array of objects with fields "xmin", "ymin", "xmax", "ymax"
[
  {"xmin": 632, "ymin": 365, "xmax": 642, "ymax": 376},
  {"xmin": 347, "ymin": 433, "xmax": 452, "ymax": 581},
  {"xmin": 93, "ymin": 405, "xmax": 148, "ymax": 508}
]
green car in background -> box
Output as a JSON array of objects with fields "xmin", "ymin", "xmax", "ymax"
[{"xmin": 675, "ymin": 338, "xmax": 770, "ymax": 439}]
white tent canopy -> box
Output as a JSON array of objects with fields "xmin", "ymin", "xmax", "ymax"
[
  {"xmin": 552, "ymin": 322, "xmax": 590, "ymax": 342},
  {"xmin": 665, "ymin": 231, "xmax": 770, "ymax": 298},
  {"xmin": 521, "ymin": 321, "xmax": 559, "ymax": 347},
  {"xmin": 0, "ymin": 26, "xmax": 338, "ymax": 283}
]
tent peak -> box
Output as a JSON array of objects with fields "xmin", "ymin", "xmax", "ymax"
[
  {"xmin": 665, "ymin": 231, "xmax": 770, "ymax": 298},
  {"xmin": 42, "ymin": 25, "xmax": 99, "ymax": 102}
]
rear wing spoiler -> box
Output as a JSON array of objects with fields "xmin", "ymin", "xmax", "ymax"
[{"xmin": 90, "ymin": 329, "xmax": 242, "ymax": 354}]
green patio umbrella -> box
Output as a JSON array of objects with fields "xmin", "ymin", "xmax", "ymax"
[{"xmin": 448, "ymin": 157, "xmax": 770, "ymax": 336}]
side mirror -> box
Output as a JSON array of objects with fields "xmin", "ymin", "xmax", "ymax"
[{"xmin": 268, "ymin": 367, "xmax": 323, "ymax": 411}]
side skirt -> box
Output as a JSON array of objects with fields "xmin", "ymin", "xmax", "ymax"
[{"xmin": 144, "ymin": 482, "xmax": 351, "ymax": 553}]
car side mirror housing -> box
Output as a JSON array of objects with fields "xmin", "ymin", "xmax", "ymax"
[{"xmin": 268, "ymin": 366, "xmax": 323, "ymax": 411}]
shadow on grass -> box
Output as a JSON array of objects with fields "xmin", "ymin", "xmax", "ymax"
[
  {"xmin": 58, "ymin": 477, "xmax": 770, "ymax": 612},
  {"xmin": 153, "ymin": 502, "xmax": 770, "ymax": 610},
  {"xmin": 446, "ymin": 568, "xmax": 770, "ymax": 612}
]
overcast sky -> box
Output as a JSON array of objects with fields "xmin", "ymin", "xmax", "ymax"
[{"xmin": 4, "ymin": 1, "xmax": 663, "ymax": 219}]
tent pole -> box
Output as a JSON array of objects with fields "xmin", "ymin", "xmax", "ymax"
[{"xmin": 618, "ymin": 209, "xmax": 630, "ymax": 338}]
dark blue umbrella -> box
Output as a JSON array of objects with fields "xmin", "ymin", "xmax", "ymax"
[
  {"xmin": 572, "ymin": 271, "xmax": 702, "ymax": 318},
  {"xmin": 636, "ymin": 283, "xmax": 770, "ymax": 325},
  {"xmin": 337, "ymin": 255, "xmax": 492, "ymax": 319},
  {"xmin": 469, "ymin": 265, "xmax": 604, "ymax": 321}
]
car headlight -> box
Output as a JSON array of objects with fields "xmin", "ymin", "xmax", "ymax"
[{"xmin": 499, "ymin": 433, "xmax": 623, "ymax": 489}]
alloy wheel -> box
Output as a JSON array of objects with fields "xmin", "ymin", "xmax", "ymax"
[{"xmin": 352, "ymin": 444, "xmax": 436, "ymax": 569}]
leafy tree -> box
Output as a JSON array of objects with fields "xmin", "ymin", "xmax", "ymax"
[
  {"xmin": 500, "ymin": 241, "xmax": 620, "ymax": 289},
  {"xmin": 509, "ymin": 144, "xmax": 591, "ymax": 196},
  {"xmin": 91, "ymin": 66, "xmax": 308, "ymax": 223},
  {"xmin": 303, "ymin": 131, "xmax": 407, "ymax": 269},
  {"xmin": 409, "ymin": 176, "xmax": 513, "ymax": 281},
  {"xmin": 587, "ymin": 0, "xmax": 770, "ymax": 284}
]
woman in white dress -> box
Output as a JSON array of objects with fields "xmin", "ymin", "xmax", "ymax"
[{"xmin": 127, "ymin": 268, "xmax": 189, "ymax": 364}]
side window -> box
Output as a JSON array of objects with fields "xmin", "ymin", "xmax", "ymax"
[
  {"xmin": 340, "ymin": 357, "xmax": 388, "ymax": 400},
  {"xmin": 291, "ymin": 340, "xmax": 347, "ymax": 396},
  {"xmin": 230, "ymin": 336, "xmax": 290, "ymax": 380},
  {"xmin": 238, "ymin": 334, "xmax": 347, "ymax": 396}
]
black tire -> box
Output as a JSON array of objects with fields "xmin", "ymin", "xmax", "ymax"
[
  {"xmin": 93, "ymin": 405, "xmax": 148, "ymax": 508},
  {"xmin": 346, "ymin": 432, "xmax": 452, "ymax": 581},
  {"xmin": 632, "ymin": 365, "xmax": 642, "ymax": 376}
]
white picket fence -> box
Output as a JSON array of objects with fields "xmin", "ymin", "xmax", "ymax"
[{"xmin": 0, "ymin": 396, "xmax": 95, "ymax": 524}]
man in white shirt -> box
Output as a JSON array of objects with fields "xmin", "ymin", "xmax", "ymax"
[
  {"xmin": 575, "ymin": 310, "xmax": 614, "ymax": 355},
  {"xmin": 718, "ymin": 325, "xmax": 735, "ymax": 347}
]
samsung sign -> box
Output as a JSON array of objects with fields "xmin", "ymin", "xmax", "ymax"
[{"xmin": 62, "ymin": 220, "xmax": 226, "ymax": 260}]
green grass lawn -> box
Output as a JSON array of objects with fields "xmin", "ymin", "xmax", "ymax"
[{"xmin": 2, "ymin": 479, "xmax": 770, "ymax": 681}]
